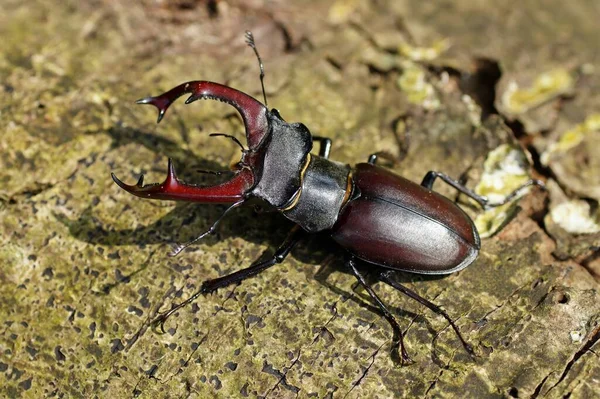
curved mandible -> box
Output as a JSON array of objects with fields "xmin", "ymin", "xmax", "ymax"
[
  {"xmin": 137, "ymin": 81, "xmax": 269, "ymax": 149},
  {"xmin": 111, "ymin": 158, "xmax": 255, "ymax": 204}
]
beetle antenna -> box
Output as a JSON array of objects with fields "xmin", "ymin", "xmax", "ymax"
[
  {"xmin": 245, "ymin": 31, "xmax": 268, "ymax": 107},
  {"xmin": 209, "ymin": 133, "xmax": 246, "ymax": 151}
]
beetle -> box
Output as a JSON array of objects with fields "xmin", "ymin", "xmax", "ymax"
[{"xmin": 112, "ymin": 32, "xmax": 544, "ymax": 364}]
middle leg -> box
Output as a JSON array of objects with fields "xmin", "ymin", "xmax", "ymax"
[
  {"xmin": 368, "ymin": 152, "xmax": 397, "ymax": 165},
  {"xmin": 312, "ymin": 136, "xmax": 332, "ymax": 159}
]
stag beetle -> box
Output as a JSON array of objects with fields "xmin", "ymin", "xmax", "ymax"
[{"xmin": 112, "ymin": 32, "xmax": 544, "ymax": 364}]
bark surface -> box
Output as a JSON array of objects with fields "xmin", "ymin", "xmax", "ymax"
[{"xmin": 1, "ymin": 1, "xmax": 599, "ymax": 397}]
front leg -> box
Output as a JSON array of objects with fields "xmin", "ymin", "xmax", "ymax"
[
  {"xmin": 152, "ymin": 225, "xmax": 305, "ymax": 331},
  {"xmin": 169, "ymin": 199, "xmax": 246, "ymax": 256}
]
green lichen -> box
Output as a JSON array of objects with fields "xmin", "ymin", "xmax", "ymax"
[
  {"xmin": 397, "ymin": 61, "xmax": 440, "ymax": 110},
  {"xmin": 461, "ymin": 94, "xmax": 483, "ymax": 127},
  {"xmin": 395, "ymin": 38, "xmax": 449, "ymax": 109},
  {"xmin": 474, "ymin": 144, "xmax": 535, "ymax": 237},
  {"xmin": 398, "ymin": 38, "xmax": 450, "ymax": 62},
  {"xmin": 501, "ymin": 68, "xmax": 575, "ymax": 115},
  {"xmin": 328, "ymin": 0, "xmax": 360, "ymax": 24},
  {"xmin": 541, "ymin": 113, "xmax": 600, "ymax": 165}
]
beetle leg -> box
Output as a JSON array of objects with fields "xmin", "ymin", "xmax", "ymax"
[
  {"xmin": 169, "ymin": 198, "xmax": 246, "ymax": 257},
  {"xmin": 312, "ymin": 136, "xmax": 332, "ymax": 159},
  {"xmin": 151, "ymin": 226, "xmax": 305, "ymax": 332},
  {"xmin": 347, "ymin": 257, "xmax": 414, "ymax": 366},
  {"xmin": 379, "ymin": 271, "xmax": 476, "ymax": 357},
  {"xmin": 420, "ymin": 171, "xmax": 545, "ymax": 210},
  {"xmin": 421, "ymin": 171, "xmax": 486, "ymax": 207},
  {"xmin": 201, "ymin": 225, "xmax": 305, "ymax": 293},
  {"xmin": 483, "ymin": 179, "xmax": 546, "ymax": 208},
  {"xmin": 367, "ymin": 152, "xmax": 397, "ymax": 166}
]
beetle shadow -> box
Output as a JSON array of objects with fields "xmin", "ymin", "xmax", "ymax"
[
  {"xmin": 57, "ymin": 125, "xmax": 298, "ymax": 253},
  {"xmin": 294, "ymin": 236, "xmax": 447, "ymax": 324},
  {"xmin": 294, "ymin": 238, "xmax": 458, "ymax": 362},
  {"xmin": 58, "ymin": 124, "xmax": 463, "ymax": 361}
]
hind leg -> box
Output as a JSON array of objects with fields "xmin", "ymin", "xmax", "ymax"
[
  {"xmin": 379, "ymin": 271, "xmax": 474, "ymax": 356},
  {"xmin": 420, "ymin": 171, "xmax": 544, "ymax": 210},
  {"xmin": 346, "ymin": 257, "xmax": 413, "ymax": 365}
]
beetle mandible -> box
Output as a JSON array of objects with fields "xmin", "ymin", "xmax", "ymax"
[{"xmin": 112, "ymin": 32, "xmax": 544, "ymax": 364}]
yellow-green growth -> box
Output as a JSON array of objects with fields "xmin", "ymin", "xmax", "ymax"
[
  {"xmin": 474, "ymin": 144, "xmax": 535, "ymax": 237},
  {"xmin": 541, "ymin": 113, "xmax": 600, "ymax": 165},
  {"xmin": 397, "ymin": 61, "xmax": 440, "ymax": 110},
  {"xmin": 398, "ymin": 39, "xmax": 450, "ymax": 62},
  {"xmin": 501, "ymin": 69, "xmax": 574, "ymax": 115},
  {"xmin": 328, "ymin": 0, "xmax": 360, "ymax": 24}
]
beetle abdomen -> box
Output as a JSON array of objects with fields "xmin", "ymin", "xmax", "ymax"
[{"xmin": 331, "ymin": 163, "xmax": 480, "ymax": 274}]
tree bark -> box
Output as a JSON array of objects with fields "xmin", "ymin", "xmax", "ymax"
[{"xmin": 1, "ymin": 1, "xmax": 599, "ymax": 397}]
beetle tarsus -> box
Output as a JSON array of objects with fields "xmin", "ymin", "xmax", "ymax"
[
  {"xmin": 168, "ymin": 229, "xmax": 212, "ymax": 257},
  {"xmin": 168, "ymin": 243, "xmax": 187, "ymax": 257},
  {"xmin": 391, "ymin": 346, "xmax": 415, "ymax": 367},
  {"xmin": 151, "ymin": 290, "xmax": 204, "ymax": 333},
  {"xmin": 483, "ymin": 179, "xmax": 546, "ymax": 210}
]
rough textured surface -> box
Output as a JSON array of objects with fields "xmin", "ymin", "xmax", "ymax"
[{"xmin": 1, "ymin": 1, "xmax": 599, "ymax": 398}]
